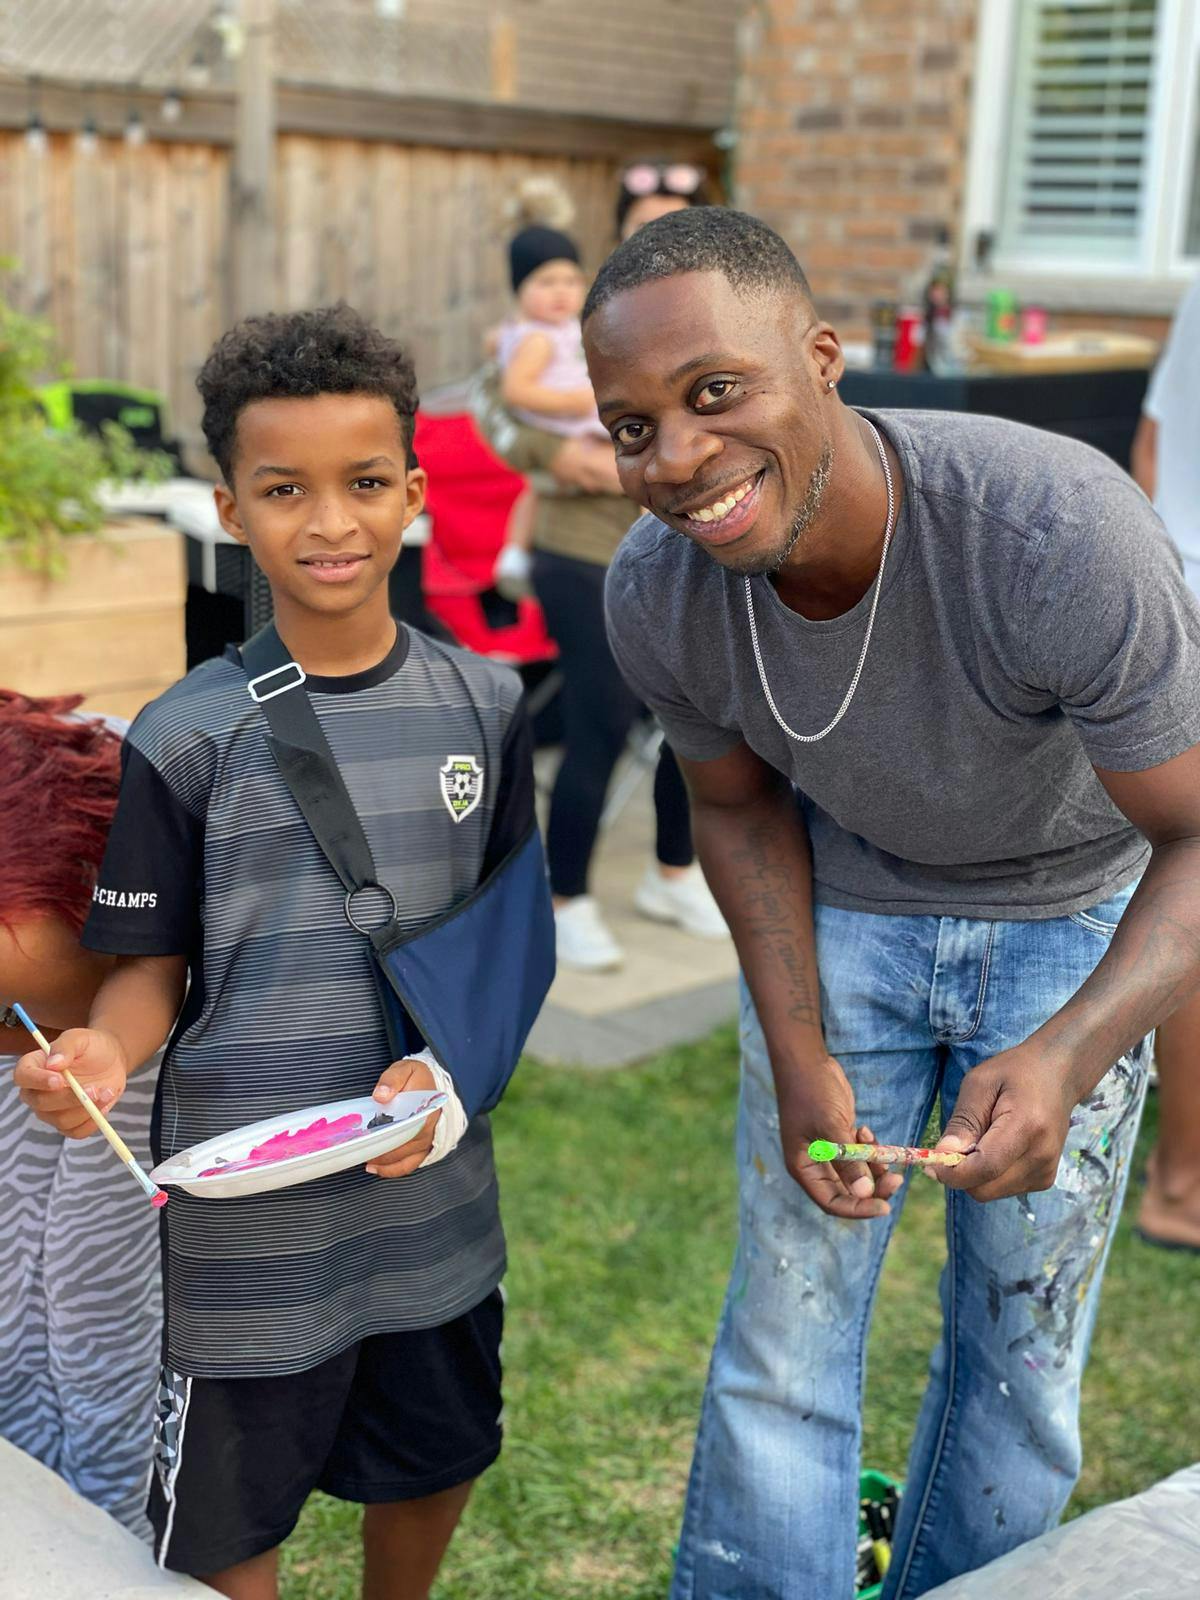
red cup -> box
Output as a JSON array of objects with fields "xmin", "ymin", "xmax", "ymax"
[
  {"xmin": 893, "ymin": 308, "xmax": 926, "ymax": 372},
  {"xmin": 1021, "ymin": 306, "xmax": 1047, "ymax": 345}
]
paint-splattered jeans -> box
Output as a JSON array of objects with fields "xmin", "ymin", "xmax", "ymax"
[{"xmin": 672, "ymin": 884, "xmax": 1149, "ymax": 1600}]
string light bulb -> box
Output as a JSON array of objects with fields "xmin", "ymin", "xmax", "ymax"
[
  {"xmin": 184, "ymin": 49, "xmax": 211, "ymax": 88},
  {"xmin": 24, "ymin": 78, "xmax": 46, "ymax": 155},
  {"xmin": 124, "ymin": 108, "xmax": 146, "ymax": 147},
  {"xmin": 161, "ymin": 88, "xmax": 183, "ymax": 123},
  {"xmin": 24, "ymin": 113, "xmax": 48, "ymax": 155},
  {"xmin": 76, "ymin": 116, "xmax": 99, "ymax": 156}
]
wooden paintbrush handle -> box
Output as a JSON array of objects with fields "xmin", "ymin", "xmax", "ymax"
[{"xmin": 61, "ymin": 1068, "xmax": 137, "ymax": 1166}]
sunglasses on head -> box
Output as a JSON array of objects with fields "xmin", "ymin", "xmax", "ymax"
[{"xmin": 620, "ymin": 162, "xmax": 706, "ymax": 198}]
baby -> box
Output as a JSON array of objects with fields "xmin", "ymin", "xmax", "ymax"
[{"xmin": 493, "ymin": 180, "xmax": 614, "ymax": 596}]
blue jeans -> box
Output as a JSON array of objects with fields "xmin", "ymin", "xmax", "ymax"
[{"xmin": 672, "ymin": 886, "xmax": 1149, "ymax": 1600}]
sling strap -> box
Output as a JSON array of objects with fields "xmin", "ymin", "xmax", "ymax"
[
  {"xmin": 240, "ymin": 623, "xmax": 380, "ymax": 904},
  {"xmin": 238, "ymin": 621, "xmax": 555, "ymax": 1114}
]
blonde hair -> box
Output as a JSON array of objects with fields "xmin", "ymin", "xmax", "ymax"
[{"xmin": 505, "ymin": 175, "xmax": 576, "ymax": 233}]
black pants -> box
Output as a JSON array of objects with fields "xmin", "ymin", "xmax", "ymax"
[{"xmin": 533, "ymin": 548, "xmax": 693, "ymax": 898}]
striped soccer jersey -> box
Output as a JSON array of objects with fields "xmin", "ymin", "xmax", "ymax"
[{"xmin": 83, "ymin": 627, "xmax": 534, "ymax": 1378}]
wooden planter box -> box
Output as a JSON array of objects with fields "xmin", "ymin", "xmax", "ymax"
[{"xmin": 0, "ymin": 518, "xmax": 186, "ymax": 720}]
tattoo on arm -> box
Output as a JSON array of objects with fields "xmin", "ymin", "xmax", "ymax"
[{"xmin": 730, "ymin": 819, "xmax": 821, "ymax": 1026}]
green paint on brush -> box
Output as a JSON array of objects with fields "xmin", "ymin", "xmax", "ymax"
[{"xmin": 808, "ymin": 1139, "xmax": 839, "ymax": 1162}]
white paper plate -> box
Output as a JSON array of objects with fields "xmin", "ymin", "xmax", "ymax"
[{"xmin": 150, "ymin": 1090, "xmax": 447, "ymax": 1199}]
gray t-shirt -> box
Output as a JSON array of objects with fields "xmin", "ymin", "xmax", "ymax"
[{"xmin": 606, "ymin": 409, "xmax": 1200, "ymax": 920}]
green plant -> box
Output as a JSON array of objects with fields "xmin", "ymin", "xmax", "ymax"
[{"xmin": 0, "ymin": 277, "xmax": 172, "ymax": 576}]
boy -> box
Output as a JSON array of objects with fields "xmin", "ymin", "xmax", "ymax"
[{"xmin": 15, "ymin": 306, "xmax": 539, "ymax": 1600}]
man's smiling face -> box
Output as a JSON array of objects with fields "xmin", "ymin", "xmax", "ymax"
[{"xmin": 584, "ymin": 270, "xmax": 841, "ymax": 576}]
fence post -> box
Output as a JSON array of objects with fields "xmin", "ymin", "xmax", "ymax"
[{"xmin": 232, "ymin": 0, "xmax": 277, "ymax": 321}]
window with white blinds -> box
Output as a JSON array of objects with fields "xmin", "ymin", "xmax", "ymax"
[{"xmin": 999, "ymin": 0, "xmax": 1161, "ymax": 264}]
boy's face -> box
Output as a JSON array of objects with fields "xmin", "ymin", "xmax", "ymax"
[{"xmin": 214, "ymin": 392, "xmax": 425, "ymax": 619}]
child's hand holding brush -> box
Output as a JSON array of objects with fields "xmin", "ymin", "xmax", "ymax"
[
  {"xmin": 15, "ymin": 958, "xmax": 185, "ymax": 1207},
  {"xmin": 12, "ymin": 1005, "xmax": 166, "ymax": 1208},
  {"xmin": 14, "ymin": 1024, "xmax": 128, "ymax": 1138}
]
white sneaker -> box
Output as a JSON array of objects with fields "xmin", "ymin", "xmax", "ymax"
[
  {"xmin": 493, "ymin": 543, "xmax": 533, "ymax": 601},
  {"xmin": 554, "ymin": 896, "xmax": 624, "ymax": 972},
  {"xmin": 634, "ymin": 863, "xmax": 730, "ymax": 940}
]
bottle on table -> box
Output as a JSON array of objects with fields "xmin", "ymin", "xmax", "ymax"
[
  {"xmin": 985, "ymin": 287, "xmax": 1019, "ymax": 343},
  {"xmin": 1020, "ymin": 305, "xmax": 1047, "ymax": 345},
  {"xmin": 923, "ymin": 225, "xmax": 958, "ymax": 374},
  {"xmin": 870, "ymin": 300, "xmax": 897, "ymax": 369}
]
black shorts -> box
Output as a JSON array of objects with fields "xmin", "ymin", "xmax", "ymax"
[{"xmin": 149, "ymin": 1289, "xmax": 503, "ymax": 1576}]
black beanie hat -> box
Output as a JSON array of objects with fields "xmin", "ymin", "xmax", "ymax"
[{"xmin": 509, "ymin": 225, "xmax": 580, "ymax": 293}]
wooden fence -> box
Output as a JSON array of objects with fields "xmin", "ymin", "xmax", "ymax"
[{"xmin": 0, "ymin": 129, "xmax": 626, "ymax": 467}]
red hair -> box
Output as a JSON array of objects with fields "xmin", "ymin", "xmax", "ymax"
[{"xmin": 0, "ymin": 689, "xmax": 123, "ymax": 935}]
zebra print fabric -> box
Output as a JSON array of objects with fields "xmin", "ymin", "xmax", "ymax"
[{"xmin": 0, "ymin": 1054, "xmax": 163, "ymax": 1540}]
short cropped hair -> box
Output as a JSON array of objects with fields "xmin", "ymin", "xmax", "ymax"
[
  {"xmin": 197, "ymin": 303, "xmax": 419, "ymax": 482},
  {"xmin": 583, "ymin": 207, "xmax": 812, "ymax": 322}
]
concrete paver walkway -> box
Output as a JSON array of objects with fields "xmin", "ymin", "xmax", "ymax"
[{"xmin": 526, "ymin": 752, "xmax": 740, "ymax": 1066}]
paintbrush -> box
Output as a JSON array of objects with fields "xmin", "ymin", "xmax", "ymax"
[
  {"xmin": 808, "ymin": 1138, "xmax": 967, "ymax": 1169},
  {"xmin": 12, "ymin": 1002, "xmax": 167, "ymax": 1209}
]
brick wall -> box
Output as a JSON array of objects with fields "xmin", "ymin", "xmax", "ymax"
[
  {"xmin": 731, "ymin": 0, "xmax": 1172, "ymax": 345},
  {"xmin": 734, "ymin": 0, "xmax": 978, "ymax": 339}
]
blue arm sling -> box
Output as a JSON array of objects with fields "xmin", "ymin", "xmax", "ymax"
[{"xmin": 240, "ymin": 624, "xmax": 555, "ymax": 1116}]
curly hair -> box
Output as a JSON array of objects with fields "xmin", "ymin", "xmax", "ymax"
[
  {"xmin": 0, "ymin": 690, "xmax": 123, "ymax": 936},
  {"xmin": 196, "ymin": 303, "xmax": 420, "ymax": 483},
  {"xmin": 583, "ymin": 207, "xmax": 812, "ymax": 323}
]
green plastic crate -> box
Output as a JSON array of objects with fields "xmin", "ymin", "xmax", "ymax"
[{"xmin": 857, "ymin": 1468, "xmax": 903, "ymax": 1599}]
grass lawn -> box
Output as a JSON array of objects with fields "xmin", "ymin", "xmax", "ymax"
[{"xmin": 282, "ymin": 1027, "xmax": 1197, "ymax": 1598}]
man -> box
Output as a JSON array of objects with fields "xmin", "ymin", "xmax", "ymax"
[
  {"xmin": 1129, "ymin": 278, "xmax": 1200, "ymax": 1252},
  {"xmin": 585, "ymin": 208, "xmax": 1200, "ymax": 1600}
]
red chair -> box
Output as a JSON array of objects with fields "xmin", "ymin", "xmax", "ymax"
[{"xmin": 414, "ymin": 410, "xmax": 557, "ymax": 669}]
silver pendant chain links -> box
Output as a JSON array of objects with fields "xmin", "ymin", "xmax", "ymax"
[{"xmin": 744, "ymin": 418, "xmax": 895, "ymax": 745}]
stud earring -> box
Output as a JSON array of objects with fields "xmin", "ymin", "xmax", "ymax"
[{"xmin": 827, "ymin": 379, "xmax": 836, "ymax": 390}]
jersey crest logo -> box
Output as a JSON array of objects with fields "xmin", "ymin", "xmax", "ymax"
[{"xmin": 439, "ymin": 754, "xmax": 484, "ymax": 823}]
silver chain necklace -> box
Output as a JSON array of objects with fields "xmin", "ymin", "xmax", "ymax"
[{"xmin": 744, "ymin": 417, "xmax": 895, "ymax": 744}]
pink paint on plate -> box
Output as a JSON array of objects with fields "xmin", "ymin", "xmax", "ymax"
[{"xmin": 200, "ymin": 1113, "xmax": 366, "ymax": 1177}]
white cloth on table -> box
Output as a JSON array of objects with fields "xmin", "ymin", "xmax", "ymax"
[{"xmin": 920, "ymin": 1464, "xmax": 1200, "ymax": 1599}]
